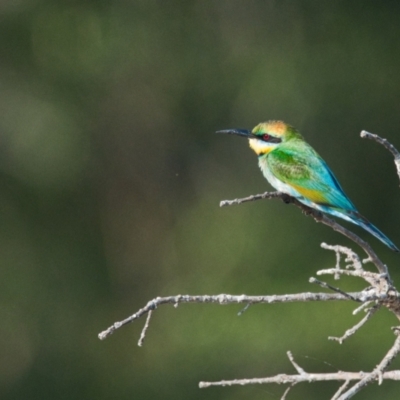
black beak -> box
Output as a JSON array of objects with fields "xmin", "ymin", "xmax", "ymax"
[{"xmin": 216, "ymin": 129, "xmax": 254, "ymax": 139}]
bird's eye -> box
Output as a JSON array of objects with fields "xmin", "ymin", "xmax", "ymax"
[{"xmin": 262, "ymin": 134, "xmax": 270, "ymax": 141}]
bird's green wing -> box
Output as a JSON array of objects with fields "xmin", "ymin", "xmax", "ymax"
[{"xmin": 267, "ymin": 144, "xmax": 356, "ymax": 211}]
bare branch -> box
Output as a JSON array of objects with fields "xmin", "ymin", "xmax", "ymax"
[
  {"xmin": 310, "ymin": 277, "xmax": 360, "ymax": 302},
  {"xmin": 98, "ymin": 292, "xmax": 376, "ymax": 340},
  {"xmin": 316, "ymin": 268, "xmax": 384, "ymax": 289},
  {"xmin": 287, "ymin": 351, "xmax": 306, "ymax": 375},
  {"xmin": 316, "ymin": 268, "xmax": 380, "ymax": 281},
  {"xmin": 281, "ymin": 383, "xmax": 296, "ymax": 400},
  {"xmin": 321, "ymin": 243, "xmax": 345, "ymax": 279},
  {"xmin": 237, "ymin": 303, "xmax": 251, "ymax": 316},
  {"xmin": 361, "ymin": 130, "xmax": 400, "ymax": 159},
  {"xmin": 198, "ymin": 370, "xmax": 400, "ymax": 388},
  {"xmin": 329, "ymin": 305, "xmax": 380, "ymax": 344},
  {"xmin": 353, "ymin": 301, "xmax": 373, "ymax": 315},
  {"xmin": 200, "ymin": 338, "xmax": 400, "ymax": 397},
  {"xmin": 138, "ymin": 310, "xmax": 153, "ymax": 347},
  {"xmin": 220, "ymin": 191, "xmax": 389, "ymax": 276},
  {"xmin": 219, "ymin": 191, "xmax": 284, "ymax": 207},
  {"xmin": 332, "ymin": 380, "xmax": 351, "ymax": 400},
  {"xmin": 321, "ymin": 243, "xmax": 363, "ymax": 272},
  {"xmin": 337, "ymin": 333, "xmax": 400, "ymax": 399},
  {"xmin": 361, "ymin": 130, "xmax": 400, "ymax": 182}
]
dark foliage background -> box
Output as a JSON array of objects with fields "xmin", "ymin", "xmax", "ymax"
[{"xmin": 1, "ymin": 1, "xmax": 400, "ymax": 399}]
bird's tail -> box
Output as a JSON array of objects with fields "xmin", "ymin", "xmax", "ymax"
[{"xmin": 345, "ymin": 210, "xmax": 399, "ymax": 252}]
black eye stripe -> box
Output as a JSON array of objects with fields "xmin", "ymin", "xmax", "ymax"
[{"xmin": 261, "ymin": 134, "xmax": 281, "ymax": 143}]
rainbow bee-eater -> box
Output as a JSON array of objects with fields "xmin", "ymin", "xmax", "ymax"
[{"xmin": 217, "ymin": 120, "xmax": 399, "ymax": 252}]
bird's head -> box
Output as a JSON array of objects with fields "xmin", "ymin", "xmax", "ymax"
[{"xmin": 217, "ymin": 120, "xmax": 303, "ymax": 156}]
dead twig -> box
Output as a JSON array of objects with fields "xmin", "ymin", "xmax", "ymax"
[
  {"xmin": 361, "ymin": 130, "xmax": 400, "ymax": 182},
  {"xmin": 138, "ymin": 310, "xmax": 153, "ymax": 347},
  {"xmin": 98, "ymin": 291, "xmax": 372, "ymax": 340},
  {"xmin": 329, "ymin": 305, "xmax": 380, "ymax": 344},
  {"xmin": 337, "ymin": 333, "xmax": 400, "ymax": 399},
  {"xmin": 199, "ymin": 368, "xmax": 400, "ymax": 388}
]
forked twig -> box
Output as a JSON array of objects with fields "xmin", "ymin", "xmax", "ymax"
[
  {"xmin": 198, "ymin": 368, "xmax": 400, "ymax": 389},
  {"xmin": 98, "ymin": 292, "xmax": 371, "ymax": 340},
  {"xmin": 329, "ymin": 306, "xmax": 380, "ymax": 344}
]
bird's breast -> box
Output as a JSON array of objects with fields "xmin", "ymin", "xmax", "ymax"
[{"xmin": 258, "ymin": 155, "xmax": 303, "ymax": 197}]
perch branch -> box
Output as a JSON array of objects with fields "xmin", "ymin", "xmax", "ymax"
[{"xmin": 221, "ymin": 191, "xmax": 389, "ymax": 275}]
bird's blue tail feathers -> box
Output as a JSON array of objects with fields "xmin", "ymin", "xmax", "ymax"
[
  {"xmin": 344, "ymin": 210, "xmax": 399, "ymax": 252},
  {"xmin": 294, "ymin": 195, "xmax": 398, "ymax": 252}
]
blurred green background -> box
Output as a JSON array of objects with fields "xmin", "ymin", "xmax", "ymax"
[{"xmin": 1, "ymin": 1, "xmax": 400, "ymax": 399}]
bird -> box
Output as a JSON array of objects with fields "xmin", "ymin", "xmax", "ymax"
[{"xmin": 217, "ymin": 120, "xmax": 399, "ymax": 252}]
